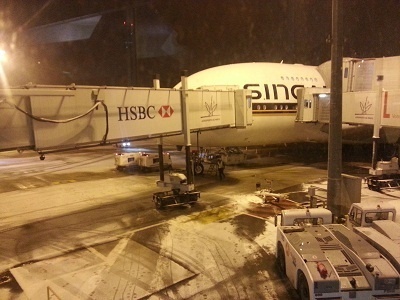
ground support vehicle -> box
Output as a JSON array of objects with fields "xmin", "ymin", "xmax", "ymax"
[
  {"xmin": 115, "ymin": 152, "xmax": 141, "ymax": 170},
  {"xmin": 115, "ymin": 152, "xmax": 172, "ymax": 171},
  {"xmin": 191, "ymin": 147, "xmax": 246, "ymax": 176},
  {"xmin": 347, "ymin": 203, "xmax": 400, "ymax": 273},
  {"xmin": 202, "ymin": 147, "xmax": 246, "ymax": 166},
  {"xmin": 153, "ymin": 173, "xmax": 200, "ymax": 209},
  {"xmin": 366, "ymin": 174, "xmax": 400, "ymax": 191},
  {"xmin": 276, "ymin": 208, "xmax": 400, "ymax": 300},
  {"xmin": 138, "ymin": 152, "xmax": 172, "ymax": 171},
  {"xmin": 366, "ymin": 158, "xmax": 400, "ymax": 191}
]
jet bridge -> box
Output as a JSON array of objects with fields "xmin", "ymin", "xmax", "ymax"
[
  {"xmin": 296, "ymin": 87, "xmax": 400, "ymax": 129},
  {"xmin": 299, "ymin": 56, "xmax": 400, "ymax": 130},
  {"xmin": 0, "ymin": 84, "xmax": 252, "ymax": 154}
]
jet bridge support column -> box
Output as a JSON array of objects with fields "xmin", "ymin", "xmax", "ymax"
[
  {"xmin": 181, "ymin": 71, "xmax": 194, "ymax": 184},
  {"xmin": 371, "ymin": 75, "xmax": 384, "ymax": 171},
  {"xmin": 154, "ymin": 75, "xmax": 165, "ymax": 182},
  {"xmin": 158, "ymin": 138, "xmax": 165, "ymax": 181}
]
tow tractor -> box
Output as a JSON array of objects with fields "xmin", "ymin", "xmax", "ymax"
[
  {"xmin": 152, "ymin": 173, "xmax": 200, "ymax": 209},
  {"xmin": 275, "ymin": 207, "xmax": 400, "ymax": 300},
  {"xmin": 347, "ymin": 202, "xmax": 400, "ymax": 274}
]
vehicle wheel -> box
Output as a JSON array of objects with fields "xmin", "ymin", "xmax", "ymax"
[
  {"xmin": 194, "ymin": 163, "xmax": 204, "ymax": 176},
  {"xmin": 276, "ymin": 243, "xmax": 286, "ymax": 275},
  {"xmin": 155, "ymin": 197, "xmax": 164, "ymax": 210},
  {"xmin": 297, "ymin": 271, "xmax": 310, "ymax": 300}
]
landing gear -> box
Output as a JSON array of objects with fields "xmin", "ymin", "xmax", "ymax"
[
  {"xmin": 194, "ymin": 162, "xmax": 204, "ymax": 176},
  {"xmin": 40, "ymin": 154, "xmax": 45, "ymax": 160},
  {"xmin": 191, "ymin": 149, "xmax": 205, "ymax": 176}
]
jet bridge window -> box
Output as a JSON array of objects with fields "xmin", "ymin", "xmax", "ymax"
[{"xmin": 304, "ymin": 99, "xmax": 312, "ymax": 108}]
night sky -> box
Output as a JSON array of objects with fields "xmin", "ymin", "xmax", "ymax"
[{"xmin": 1, "ymin": 0, "xmax": 399, "ymax": 88}]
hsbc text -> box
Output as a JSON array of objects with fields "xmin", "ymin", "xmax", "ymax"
[{"xmin": 117, "ymin": 106, "xmax": 156, "ymax": 121}]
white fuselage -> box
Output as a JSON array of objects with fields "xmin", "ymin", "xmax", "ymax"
[{"xmin": 164, "ymin": 62, "xmax": 329, "ymax": 147}]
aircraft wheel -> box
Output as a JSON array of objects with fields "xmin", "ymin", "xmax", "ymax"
[
  {"xmin": 40, "ymin": 155, "xmax": 45, "ymax": 161},
  {"xmin": 194, "ymin": 163, "xmax": 204, "ymax": 176},
  {"xmin": 276, "ymin": 243, "xmax": 286, "ymax": 275},
  {"xmin": 297, "ymin": 271, "xmax": 310, "ymax": 300}
]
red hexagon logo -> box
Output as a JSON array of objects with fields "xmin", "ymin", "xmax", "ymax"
[{"xmin": 158, "ymin": 105, "xmax": 174, "ymax": 118}]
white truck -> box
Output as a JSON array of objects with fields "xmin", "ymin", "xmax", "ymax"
[
  {"xmin": 365, "ymin": 158, "xmax": 400, "ymax": 191},
  {"xmin": 153, "ymin": 173, "xmax": 200, "ymax": 209},
  {"xmin": 115, "ymin": 152, "xmax": 172, "ymax": 171},
  {"xmin": 347, "ymin": 203, "xmax": 400, "ymax": 274},
  {"xmin": 275, "ymin": 207, "xmax": 400, "ymax": 300}
]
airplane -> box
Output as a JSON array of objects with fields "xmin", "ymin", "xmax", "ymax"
[{"xmin": 162, "ymin": 62, "xmax": 369, "ymax": 148}]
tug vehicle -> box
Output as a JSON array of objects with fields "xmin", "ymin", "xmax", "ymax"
[
  {"xmin": 275, "ymin": 207, "xmax": 400, "ymax": 300},
  {"xmin": 347, "ymin": 203, "xmax": 400, "ymax": 274},
  {"xmin": 152, "ymin": 173, "xmax": 200, "ymax": 209}
]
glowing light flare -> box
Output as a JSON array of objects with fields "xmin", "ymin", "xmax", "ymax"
[
  {"xmin": 0, "ymin": 49, "xmax": 10, "ymax": 88},
  {"xmin": 0, "ymin": 66, "xmax": 10, "ymax": 89},
  {"xmin": 0, "ymin": 49, "xmax": 7, "ymax": 63}
]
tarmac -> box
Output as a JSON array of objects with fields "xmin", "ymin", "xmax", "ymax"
[{"xmin": 1, "ymin": 147, "xmax": 400, "ymax": 299}]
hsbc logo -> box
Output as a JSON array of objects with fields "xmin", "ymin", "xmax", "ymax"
[
  {"xmin": 158, "ymin": 105, "xmax": 174, "ymax": 118},
  {"xmin": 117, "ymin": 105, "xmax": 174, "ymax": 121}
]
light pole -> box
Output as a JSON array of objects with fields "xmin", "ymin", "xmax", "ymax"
[{"xmin": 327, "ymin": 0, "xmax": 344, "ymax": 217}]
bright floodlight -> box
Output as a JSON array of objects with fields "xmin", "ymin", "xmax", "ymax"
[{"xmin": 0, "ymin": 49, "xmax": 7, "ymax": 63}]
